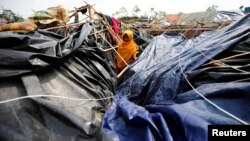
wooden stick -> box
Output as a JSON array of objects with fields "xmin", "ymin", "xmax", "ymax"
[
  {"xmin": 101, "ymin": 18, "xmax": 121, "ymax": 42},
  {"xmin": 69, "ymin": 5, "xmax": 89, "ymax": 19},
  {"xmin": 43, "ymin": 22, "xmax": 85, "ymax": 31},
  {"xmin": 96, "ymin": 14, "xmax": 120, "ymax": 42},
  {"xmin": 92, "ymin": 27, "xmax": 98, "ymax": 39},
  {"xmin": 104, "ymin": 46, "xmax": 118, "ymax": 52},
  {"xmin": 85, "ymin": 2, "xmax": 121, "ymax": 44},
  {"xmin": 88, "ymin": 6, "xmax": 92, "ymax": 21},
  {"xmin": 69, "ymin": 4, "xmax": 96, "ymax": 19},
  {"xmin": 90, "ymin": 29, "xmax": 107, "ymax": 35},
  {"xmin": 64, "ymin": 26, "xmax": 67, "ymax": 37},
  {"xmin": 117, "ymin": 66, "xmax": 129, "ymax": 78},
  {"xmin": 94, "ymin": 26, "xmax": 128, "ymax": 66},
  {"xmin": 219, "ymin": 52, "xmax": 250, "ymax": 61},
  {"xmin": 203, "ymin": 52, "xmax": 250, "ymax": 66}
]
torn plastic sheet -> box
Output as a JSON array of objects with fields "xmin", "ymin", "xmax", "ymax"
[
  {"xmin": 0, "ymin": 23, "xmax": 92, "ymax": 78},
  {"xmin": 103, "ymin": 15, "xmax": 250, "ymax": 141},
  {"xmin": 0, "ymin": 23, "xmax": 116, "ymax": 141},
  {"xmin": 187, "ymin": 35, "xmax": 250, "ymax": 87}
]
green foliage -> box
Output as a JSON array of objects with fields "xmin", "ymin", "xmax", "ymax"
[
  {"xmin": 13, "ymin": 15, "xmax": 24, "ymax": 22},
  {"xmin": 132, "ymin": 5, "xmax": 141, "ymax": 16},
  {"xmin": 1, "ymin": 7, "xmax": 24, "ymax": 22},
  {"xmin": 206, "ymin": 5, "xmax": 218, "ymax": 12}
]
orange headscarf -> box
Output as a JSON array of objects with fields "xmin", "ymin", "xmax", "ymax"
[{"xmin": 116, "ymin": 30, "xmax": 138, "ymax": 70}]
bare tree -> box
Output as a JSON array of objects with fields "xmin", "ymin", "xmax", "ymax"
[
  {"xmin": 150, "ymin": 8, "xmax": 154, "ymax": 12},
  {"xmin": 1, "ymin": 8, "xmax": 24, "ymax": 22},
  {"xmin": 157, "ymin": 11, "xmax": 167, "ymax": 19},
  {"xmin": 149, "ymin": 8, "xmax": 155, "ymax": 20},
  {"xmin": 132, "ymin": 5, "xmax": 141, "ymax": 17},
  {"xmin": 206, "ymin": 5, "xmax": 218, "ymax": 12},
  {"xmin": 112, "ymin": 11, "xmax": 119, "ymax": 17},
  {"xmin": 119, "ymin": 7, "xmax": 128, "ymax": 17}
]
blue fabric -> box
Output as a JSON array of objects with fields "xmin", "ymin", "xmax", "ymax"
[
  {"xmin": 103, "ymin": 15, "xmax": 250, "ymax": 141},
  {"xmin": 245, "ymin": 7, "xmax": 250, "ymax": 13},
  {"xmin": 216, "ymin": 10, "xmax": 245, "ymax": 22}
]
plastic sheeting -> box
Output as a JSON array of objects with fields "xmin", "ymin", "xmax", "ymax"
[
  {"xmin": 0, "ymin": 23, "xmax": 116, "ymax": 141},
  {"xmin": 215, "ymin": 10, "xmax": 245, "ymax": 23},
  {"xmin": 131, "ymin": 25, "xmax": 153, "ymax": 51},
  {"xmin": 0, "ymin": 23, "xmax": 92, "ymax": 78},
  {"xmin": 103, "ymin": 15, "xmax": 250, "ymax": 141},
  {"xmin": 188, "ymin": 35, "xmax": 250, "ymax": 87}
]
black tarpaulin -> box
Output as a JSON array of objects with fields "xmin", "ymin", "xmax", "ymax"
[
  {"xmin": 0, "ymin": 23, "xmax": 116, "ymax": 141},
  {"xmin": 188, "ymin": 35, "xmax": 250, "ymax": 86}
]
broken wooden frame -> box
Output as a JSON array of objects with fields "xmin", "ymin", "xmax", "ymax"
[{"xmin": 43, "ymin": 3, "xmax": 129, "ymax": 77}]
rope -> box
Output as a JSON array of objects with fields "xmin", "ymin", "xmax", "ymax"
[
  {"xmin": 0, "ymin": 94, "xmax": 115, "ymax": 105},
  {"xmin": 93, "ymin": 26, "xmax": 129, "ymax": 66},
  {"xmin": 178, "ymin": 56, "xmax": 248, "ymax": 125},
  {"xmin": 176, "ymin": 20, "xmax": 249, "ymax": 125}
]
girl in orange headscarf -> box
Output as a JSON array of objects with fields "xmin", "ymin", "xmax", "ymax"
[{"xmin": 116, "ymin": 30, "xmax": 138, "ymax": 71}]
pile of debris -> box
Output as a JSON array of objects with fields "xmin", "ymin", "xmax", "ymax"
[
  {"xmin": 147, "ymin": 10, "xmax": 245, "ymax": 37},
  {"xmin": 0, "ymin": 2, "xmax": 250, "ymax": 141},
  {"xmin": 0, "ymin": 3, "xmax": 122, "ymax": 141},
  {"xmin": 104, "ymin": 14, "xmax": 250, "ymax": 141}
]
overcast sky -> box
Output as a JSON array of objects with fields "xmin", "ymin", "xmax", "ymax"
[{"xmin": 0, "ymin": 0, "xmax": 249, "ymax": 18}]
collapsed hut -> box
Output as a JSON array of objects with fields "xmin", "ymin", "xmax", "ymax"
[{"xmin": 0, "ymin": 2, "xmax": 250, "ymax": 141}]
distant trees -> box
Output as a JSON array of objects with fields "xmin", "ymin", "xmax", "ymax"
[
  {"xmin": 206, "ymin": 5, "xmax": 218, "ymax": 12},
  {"xmin": 119, "ymin": 7, "xmax": 128, "ymax": 17},
  {"xmin": 0, "ymin": 6, "xmax": 24, "ymax": 22},
  {"xmin": 157, "ymin": 11, "xmax": 167, "ymax": 19},
  {"xmin": 112, "ymin": 5, "xmax": 167, "ymax": 19},
  {"xmin": 112, "ymin": 7, "xmax": 128, "ymax": 17},
  {"xmin": 112, "ymin": 11, "xmax": 119, "ymax": 17},
  {"xmin": 13, "ymin": 14, "xmax": 24, "ymax": 22},
  {"xmin": 149, "ymin": 8, "xmax": 167, "ymax": 20},
  {"xmin": 132, "ymin": 5, "xmax": 141, "ymax": 17},
  {"xmin": 150, "ymin": 8, "xmax": 155, "ymax": 17}
]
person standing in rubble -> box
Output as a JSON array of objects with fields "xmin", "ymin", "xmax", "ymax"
[{"xmin": 116, "ymin": 30, "xmax": 138, "ymax": 72}]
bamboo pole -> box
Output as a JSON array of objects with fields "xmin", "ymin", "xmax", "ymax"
[
  {"xmin": 203, "ymin": 52, "xmax": 250, "ymax": 66},
  {"xmin": 117, "ymin": 66, "xmax": 129, "ymax": 78},
  {"xmin": 69, "ymin": 5, "xmax": 89, "ymax": 19},
  {"xmin": 88, "ymin": 6, "xmax": 93, "ymax": 21},
  {"xmin": 43, "ymin": 21, "xmax": 86, "ymax": 31},
  {"xmin": 104, "ymin": 46, "xmax": 118, "ymax": 52},
  {"xmin": 84, "ymin": 2, "xmax": 121, "ymax": 44},
  {"xmin": 94, "ymin": 26, "xmax": 128, "ymax": 66},
  {"xmin": 90, "ymin": 29, "xmax": 107, "ymax": 35}
]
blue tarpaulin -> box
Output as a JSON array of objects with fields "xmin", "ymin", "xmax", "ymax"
[
  {"xmin": 102, "ymin": 15, "xmax": 250, "ymax": 141},
  {"xmin": 245, "ymin": 7, "xmax": 250, "ymax": 13},
  {"xmin": 216, "ymin": 10, "xmax": 245, "ymax": 22}
]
